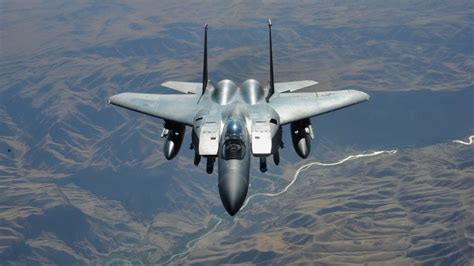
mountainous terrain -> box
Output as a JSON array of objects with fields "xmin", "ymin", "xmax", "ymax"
[
  {"xmin": 184, "ymin": 140, "xmax": 473, "ymax": 265},
  {"xmin": 1, "ymin": 0, "xmax": 472, "ymax": 264}
]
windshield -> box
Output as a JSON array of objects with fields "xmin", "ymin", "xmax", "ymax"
[
  {"xmin": 222, "ymin": 119, "xmax": 246, "ymax": 160},
  {"xmin": 225, "ymin": 119, "xmax": 243, "ymax": 138}
]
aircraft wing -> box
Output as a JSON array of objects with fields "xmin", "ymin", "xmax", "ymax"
[
  {"xmin": 270, "ymin": 90, "xmax": 369, "ymax": 125},
  {"xmin": 108, "ymin": 93, "xmax": 198, "ymax": 126},
  {"xmin": 161, "ymin": 81, "xmax": 202, "ymax": 94},
  {"xmin": 274, "ymin": 80, "xmax": 317, "ymax": 93}
]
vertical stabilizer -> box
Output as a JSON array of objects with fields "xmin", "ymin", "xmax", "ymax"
[
  {"xmin": 266, "ymin": 19, "xmax": 275, "ymax": 102},
  {"xmin": 202, "ymin": 24, "xmax": 208, "ymax": 95}
]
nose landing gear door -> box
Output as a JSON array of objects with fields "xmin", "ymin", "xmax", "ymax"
[{"xmin": 251, "ymin": 119, "xmax": 272, "ymax": 155}]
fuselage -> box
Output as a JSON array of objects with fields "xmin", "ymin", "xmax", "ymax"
[{"xmin": 191, "ymin": 79, "xmax": 281, "ymax": 215}]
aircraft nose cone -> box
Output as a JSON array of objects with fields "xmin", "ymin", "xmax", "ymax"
[{"xmin": 219, "ymin": 173, "xmax": 248, "ymax": 216}]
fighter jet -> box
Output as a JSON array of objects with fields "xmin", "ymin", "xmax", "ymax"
[{"xmin": 108, "ymin": 20, "xmax": 369, "ymax": 216}]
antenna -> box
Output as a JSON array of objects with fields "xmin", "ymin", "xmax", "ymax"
[
  {"xmin": 266, "ymin": 19, "xmax": 275, "ymax": 102},
  {"xmin": 202, "ymin": 24, "xmax": 208, "ymax": 95}
]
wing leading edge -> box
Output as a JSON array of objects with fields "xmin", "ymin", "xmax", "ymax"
[
  {"xmin": 108, "ymin": 93, "xmax": 198, "ymax": 126},
  {"xmin": 270, "ymin": 90, "xmax": 369, "ymax": 125}
]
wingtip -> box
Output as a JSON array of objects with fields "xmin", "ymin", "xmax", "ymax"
[
  {"xmin": 361, "ymin": 91, "xmax": 370, "ymax": 101},
  {"xmin": 108, "ymin": 94, "xmax": 124, "ymax": 105},
  {"xmin": 108, "ymin": 95, "xmax": 117, "ymax": 105},
  {"xmin": 107, "ymin": 95, "xmax": 115, "ymax": 104},
  {"xmin": 348, "ymin": 90, "xmax": 370, "ymax": 101}
]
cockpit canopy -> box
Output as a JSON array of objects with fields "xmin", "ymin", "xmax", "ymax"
[
  {"xmin": 224, "ymin": 119, "xmax": 244, "ymax": 139},
  {"xmin": 222, "ymin": 118, "xmax": 246, "ymax": 160}
]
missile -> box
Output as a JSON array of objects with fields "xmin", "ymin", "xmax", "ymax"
[
  {"xmin": 162, "ymin": 122, "xmax": 186, "ymax": 160},
  {"xmin": 291, "ymin": 118, "xmax": 314, "ymax": 159}
]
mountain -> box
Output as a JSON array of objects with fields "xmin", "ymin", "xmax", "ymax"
[
  {"xmin": 0, "ymin": 0, "xmax": 472, "ymax": 264},
  {"xmin": 184, "ymin": 140, "xmax": 473, "ymax": 265}
]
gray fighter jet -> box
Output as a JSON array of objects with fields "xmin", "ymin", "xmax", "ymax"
[{"xmin": 108, "ymin": 20, "xmax": 369, "ymax": 216}]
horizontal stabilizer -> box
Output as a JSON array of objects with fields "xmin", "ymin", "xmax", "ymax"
[
  {"xmin": 161, "ymin": 81, "xmax": 202, "ymax": 94},
  {"xmin": 274, "ymin": 80, "xmax": 318, "ymax": 93}
]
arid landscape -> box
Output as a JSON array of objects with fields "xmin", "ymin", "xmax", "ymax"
[{"xmin": 1, "ymin": 0, "xmax": 473, "ymax": 264}]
